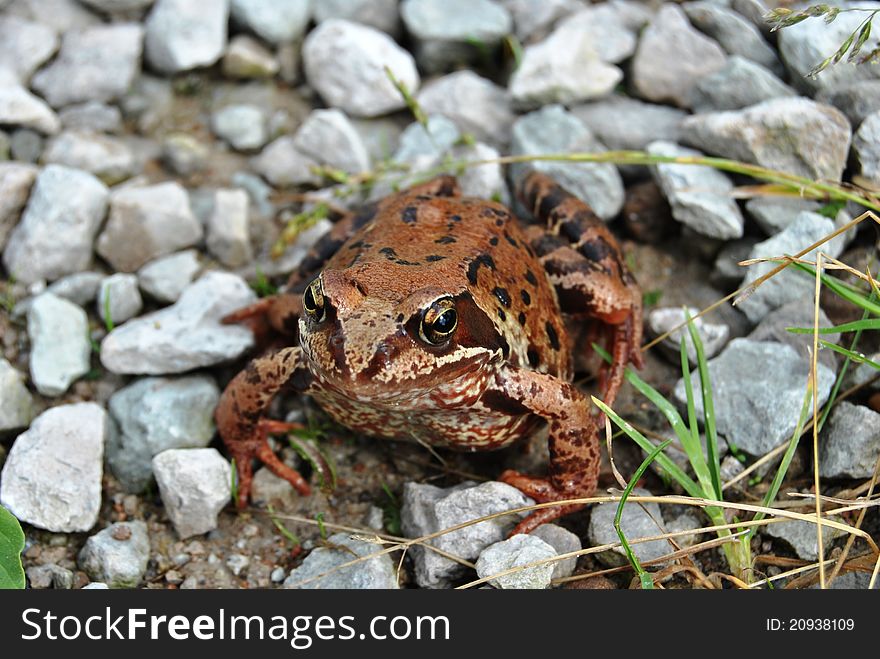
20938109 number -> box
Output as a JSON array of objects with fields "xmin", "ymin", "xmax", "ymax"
[{"xmin": 789, "ymin": 618, "xmax": 854, "ymax": 631}]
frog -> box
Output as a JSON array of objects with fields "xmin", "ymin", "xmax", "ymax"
[{"xmin": 215, "ymin": 172, "xmax": 643, "ymax": 534}]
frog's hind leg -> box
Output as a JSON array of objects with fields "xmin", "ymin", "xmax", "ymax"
[
  {"xmin": 489, "ymin": 367, "xmax": 600, "ymax": 534},
  {"xmin": 517, "ymin": 171, "xmax": 643, "ymax": 408},
  {"xmin": 215, "ymin": 346, "xmax": 317, "ymax": 508}
]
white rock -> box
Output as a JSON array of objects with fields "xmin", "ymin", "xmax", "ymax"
[
  {"xmin": 2, "ymin": 164, "xmax": 108, "ymax": 284},
  {"xmin": 0, "ymin": 403, "xmax": 107, "ymax": 532},
  {"xmin": 45, "ymin": 271, "xmax": 106, "ymax": 307},
  {"xmin": 96, "ymin": 182, "xmax": 203, "ymax": 272},
  {"xmin": 58, "ymin": 102, "xmax": 124, "ymax": 133},
  {"xmin": 97, "ymin": 273, "xmax": 143, "ymax": 325},
  {"xmin": 100, "ymin": 271, "xmax": 256, "ymax": 374},
  {"xmin": 303, "ymin": 19, "xmax": 420, "ymax": 118},
  {"xmin": 0, "ymin": 162, "xmax": 37, "ymax": 251},
  {"xmin": 211, "ymin": 104, "xmax": 268, "ymax": 151},
  {"xmin": 145, "ymin": 0, "xmax": 229, "ymax": 74},
  {"xmin": 231, "ymin": 0, "xmax": 311, "ymax": 45},
  {"xmin": 78, "ymin": 521, "xmax": 150, "ymax": 588},
  {"xmin": 27, "ymin": 293, "xmax": 91, "ymax": 396},
  {"xmin": 42, "ymin": 130, "xmax": 138, "ymax": 184},
  {"xmin": 853, "ymin": 110, "xmax": 880, "ymax": 188},
  {"xmin": 4, "ymin": 0, "xmax": 101, "ymax": 34},
  {"xmin": 0, "ymin": 16, "xmax": 59, "ymax": 82},
  {"xmin": 475, "ymin": 534, "xmax": 557, "ymax": 589},
  {"xmin": 31, "ymin": 23, "xmax": 144, "ymax": 107},
  {"xmin": 221, "ymin": 35, "xmax": 279, "ymax": 79},
  {"xmin": 0, "ymin": 358, "xmax": 35, "ymax": 433},
  {"xmin": 152, "ymin": 448, "xmax": 231, "ymax": 538},
  {"xmin": 251, "ymin": 136, "xmax": 320, "ymax": 188},
  {"xmin": 206, "ymin": 188, "xmax": 252, "ymax": 268},
  {"xmin": 0, "ymin": 79, "xmax": 61, "ymax": 134},
  {"xmin": 292, "ymin": 108, "xmax": 371, "ymax": 176},
  {"xmin": 313, "ymin": 0, "xmax": 399, "ymax": 35},
  {"xmin": 137, "ymin": 250, "xmax": 201, "ymax": 303}
]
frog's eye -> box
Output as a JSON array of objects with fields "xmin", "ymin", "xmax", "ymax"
[
  {"xmin": 302, "ymin": 278, "xmax": 326, "ymax": 322},
  {"xmin": 420, "ymin": 297, "xmax": 458, "ymax": 345}
]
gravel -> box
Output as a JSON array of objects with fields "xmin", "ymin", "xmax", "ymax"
[
  {"xmin": 688, "ymin": 56, "xmax": 796, "ymax": 112},
  {"xmin": 27, "ymin": 293, "xmax": 92, "ymax": 396},
  {"xmin": 817, "ymin": 80, "xmax": 880, "ymax": 129},
  {"xmin": 221, "ymin": 35, "xmax": 279, "ymax": 80},
  {"xmin": 744, "ymin": 196, "xmax": 822, "ymax": 236},
  {"xmin": 31, "ymin": 23, "xmax": 143, "ymax": 108},
  {"xmin": 313, "ymin": 0, "xmax": 400, "ymax": 35},
  {"xmin": 647, "ymin": 306, "xmax": 730, "ymax": 366},
  {"xmin": 475, "ymin": 534, "xmax": 557, "ymax": 589},
  {"xmin": 96, "ymin": 181, "xmax": 203, "ymax": 272},
  {"xmin": 0, "ymin": 15, "xmax": 58, "ymax": 82},
  {"xmin": 144, "ymin": 0, "xmax": 229, "ymax": 74},
  {"xmin": 97, "ymin": 273, "xmax": 143, "ymax": 325},
  {"xmin": 853, "ymin": 110, "xmax": 880, "ymax": 187},
  {"xmin": 674, "ymin": 339, "xmax": 836, "ymax": 456},
  {"xmin": 0, "ymin": 358, "xmax": 35, "ymax": 433},
  {"xmin": 161, "ymin": 133, "xmax": 209, "ymax": 176},
  {"xmin": 152, "ymin": 448, "xmax": 231, "ymax": 538},
  {"xmin": 0, "ymin": 77, "xmax": 62, "ymax": 135},
  {"xmin": 763, "ymin": 520, "xmax": 844, "ymax": 562},
  {"xmin": 206, "ymin": 188, "xmax": 252, "ymax": 267},
  {"xmin": 571, "ymin": 95, "xmax": 687, "ymax": 151},
  {"xmin": 42, "ymin": 130, "xmax": 138, "ymax": 184},
  {"xmin": 0, "ymin": 162, "xmax": 37, "ymax": 251},
  {"xmin": 211, "ymin": 104, "xmax": 268, "ymax": 152},
  {"xmin": 100, "ymin": 271, "xmax": 256, "ymax": 374},
  {"xmin": 284, "ymin": 532, "xmax": 399, "ymax": 589},
  {"xmin": 401, "ymin": 481, "xmax": 534, "ymax": 588},
  {"xmin": 78, "ymin": 521, "xmax": 150, "ymax": 588},
  {"xmin": 0, "ymin": 403, "xmax": 108, "ymax": 532},
  {"xmin": 819, "ymin": 402, "xmax": 880, "ymax": 480},
  {"xmin": 588, "ymin": 488, "xmax": 673, "ymax": 567},
  {"xmin": 230, "ymin": 0, "xmax": 311, "ymax": 45},
  {"xmin": 529, "ymin": 524, "xmax": 580, "ymax": 580},
  {"xmin": 303, "ymin": 19, "xmax": 419, "ymax": 118},
  {"xmin": 58, "ymin": 102, "xmax": 124, "ymax": 133},
  {"xmin": 748, "ymin": 300, "xmax": 838, "ymax": 371},
  {"xmin": 137, "ymin": 250, "xmax": 201, "ymax": 303},
  {"xmin": 292, "ymin": 108, "xmax": 371, "ymax": 177}
]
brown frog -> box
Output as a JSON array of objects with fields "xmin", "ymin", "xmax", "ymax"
[{"xmin": 215, "ymin": 172, "xmax": 643, "ymax": 534}]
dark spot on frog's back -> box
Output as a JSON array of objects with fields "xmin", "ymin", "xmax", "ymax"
[
  {"xmin": 489, "ymin": 236, "xmax": 499, "ymax": 246},
  {"xmin": 545, "ymin": 322, "xmax": 560, "ymax": 351},
  {"xmin": 426, "ymin": 255, "xmax": 445, "ymax": 262},
  {"xmin": 435, "ymin": 236, "xmax": 456, "ymax": 244},
  {"xmin": 401, "ymin": 206, "xmax": 418, "ymax": 224},
  {"xmin": 524, "ymin": 269, "xmax": 538, "ymax": 286},
  {"xmin": 244, "ymin": 361, "xmax": 263, "ymax": 385},
  {"xmin": 466, "ymin": 253, "xmax": 496, "ymax": 285},
  {"xmin": 579, "ymin": 236, "xmax": 615, "ymax": 263},
  {"xmin": 481, "ymin": 389, "xmax": 530, "ymax": 416},
  {"xmin": 492, "ymin": 286, "xmax": 511, "ymax": 308}
]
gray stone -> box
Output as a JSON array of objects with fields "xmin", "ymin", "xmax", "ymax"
[
  {"xmin": 121, "ymin": 75, "xmax": 173, "ymax": 134},
  {"xmin": 763, "ymin": 519, "xmax": 844, "ymax": 561},
  {"xmin": 417, "ymin": 71, "xmax": 514, "ymax": 148},
  {"xmin": 221, "ymin": 35, "xmax": 279, "ymax": 80},
  {"xmin": 0, "ymin": 162, "xmax": 37, "ymax": 251},
  {"xmin": 46, "ymin": 271, "xmax": 105, "ymax": 307},
  {"xmin": 688, "ymin": 56, "xmax": 796, "ymax": 112},
  {"xmin": 509, "ymin": 16, "xmax": 622, "ymax": 109},
  {"xmin": 27, "ymin": 293, "xmax": 91, "ymax": 396},
  {"xmin": 748, "ymin": 300, "xmax": 838, "ymax": 371},
  {"xmin": 152, "ymin": 448, "xmax": 231, "ymax": 538},
  {"xmin": 31, "ymin": 23, "xmax": 143, "ymax": 108},
  {"xmin": 499, "ymin": 0, "xmax": 582, "ymax": 43},
  {"xmin": 588, "ymin": 488, "xmax": 673, "ymax": 567},
  {"xmin": 475, "ymin": 534, "xmax": 556, "ymax": 589},
  {"xmin": 817, "ymin": 80, "xmax": 880, "ymax": 129},
  {"xmin": 107, "ymin": 375, "xmax": 219, "ymax": 492},
  {"xmin": 778, "ymin": 1, "xmax": 880, "ymax": 95},
  {"xmin": 211, "ymin": 104, "xmax": 268, "ymax": 152},
  {"xmin": 8, "ymin": 129, "xmax": 43, "ymax": 162},
  {"xmin": 145, "ymin": 0, "xmax": 229, "ymax": 74},
  {"xmin": 2, "ymin": 164, "xmax": 108, "ymax": 284},
  {"xmin": 292, "ymin": 109, "xmax": 371, "ymax": 176},
  {"xmin": 681, "ymin": 98, "xmax": 852, "ymax": 182},
  {"xmin": 448, "ymin": 141, "xmax": 507, "ymax": 203},
  {"xmin": 313, "ymin": 0, "xmax": 400, "ymax": 35},
  {"xmin": 712, "ymin": 237, "xmax": 759, "ymax": 287},
  {"xmin": 78, "ymin": 521, "xmax": 150, "ymax": 588},
  {"xmin": 631, "ymin": 4, "xmax": 727, "ymax": 108},
  {"xmin": 161, "ymin": 133, "xmax": 209, "ymax": 176},
  {"xmin": 206, "ymin": 189, "xmax": 252, "ymax": 268},
  {"xmin": 731, "ymin": 0, "xmax": 773, "ymax": 36},
  {"xmin": 0, "ymin": 76, "xmax": 61, "ymax": 135},
  {"xmin": 683, "ymin": 1, "xmax": 781, "ymax": 74},
  {"xmin": 231, "ymin": 0, "xmax": 311, "ymax": 45},
  {"xmin": 647, "ymin": 141, "xmax": 744, "ymax": 240},
  {"xmin": 530, "ymin": 524, "xmax": 581, "ymax": 580},
  {"xmin": 0, "ymin": 403, "xmax": 107, "ymax": 532},
  {"xmin": 737, "ymin": 212, "xmax": 846, "ymax": 323},
  {"xmin": 58, "ymin": 102, "xmax": 123, "ymax": 133},
  {"xmin": 4, "ymin": 0, "xmax": 101, "ymax": 33},
  {"xmin": 27, "ymin": 564, "xmax": 74, "ymax": 589},
  {"xmin": 100, "ymin": 272, "xmax": 256, "ymax": 374},
  {"xmin": 674, "ymin": 339, "xmax": 836, "ymax": 456},
  {"xmin": 555, "ymin": 3, "xmax": 647, "ymax": 64},
  {"xmin": 284, "ymin": 532, "xmax": 399, "ymax": 589},
  {"xmin": 225, "ymin": 553, "xmax": 249, "ymax": 577},
  {"xmin": 510, "ymin": 105, "xmax": 624, "ymax": 220},
  {"xmin": 572, "ymin": 96, "xmax": 687, "ymax": 151},
  {"xmin": 0, "ymin": 16, "xmax": 58, "ymax": 83},
  {"xmin": 42, "ymin": 130, "xmax": 138, "ymax": 184},
  {"xmin": 819, "ymin": 402, "xmax": 880, "ymax": 479},
  {"xmin": 853, "ymin": 110, "xmax": 880, "ymax": 188},
  {"xmin": 303, "ymin": 19, "xmax": 420, "ymax": 118},
  {"xmin": 401, "ymin": 481, "xmax": 534, "ymax": 588},
  {"xmin": 745, "ymin": 196, "xmax": 822, "ymax": 235},
  {"xmin": 647, "ymin": 306, "xmax": 730, "ymax": 366},
  {"xmin": 97, "ymin": 273, "xmax": 143, "ymax": 326},
  {"xmin": 251, "ymin": 136, "xmax": 319, "ymax": 188},
  {"xmin": 97, "ymin": 182, "xmax": 203, "ymax": 272},
  {"xmin": 137, "ymin": 250, "xmax": 201, "ymax": 304},
  {"xmin": 79, "ymin": 0, "xmax": 155, "ymax": 12},
  {"xmin": 401, "ymin": 0, "xmax": 513, "ymax": 73},
  {"xmin": 0, "ymin": 359, "xmax": 34, "ymax": 434}
]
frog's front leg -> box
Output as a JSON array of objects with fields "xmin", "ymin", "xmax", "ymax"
[
  {"xmin": 517, "ymin": 172, "xmax": 644, "ymax": 408},
  {"xmin": 215, "ymin": 346, "xmax": 317, "ymax": 508},
  {"xmin": 489, "ymin": 366, "xmax": 600, "ymax": 534}
]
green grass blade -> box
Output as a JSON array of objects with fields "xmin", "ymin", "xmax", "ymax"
[
  {"xmin": 818, "ymin": 340, "xmax": 880, "ymax": 369},
  {"xmin": 792, "ymin": 262, "xmax": 880, "ymax": 316},
  {"xmin": 677, "ymin": 337, "xmax": 718, "ymax": 503},
  {"xmin": 614, "ymin": 439, "xmax": 672, "ymax": 590},
  {"xmin": 787, "ymin": 318, "xmax": 880, "ymax": 334},
  {"xmin": 685, "ymin": 312, "xmax": 723, "ymax": 500}
]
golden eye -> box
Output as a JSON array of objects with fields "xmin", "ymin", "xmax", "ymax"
[
  {"xmin": 302, "ymin": 278, "xmax": 325, "ymax": 321},
  {"xmin": 420, "ymin": 298, "xmax": 457, "ymax": 345}
]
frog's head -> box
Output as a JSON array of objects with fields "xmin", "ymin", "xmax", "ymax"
[{"xmin": 298, "ymin": 265, "xmax": 509, "ymax": 400}]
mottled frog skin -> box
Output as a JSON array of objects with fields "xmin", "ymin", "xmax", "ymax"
[{"xmin": 216, "ymin": 173, "xmax": 643, "ymax": 533}]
